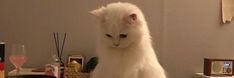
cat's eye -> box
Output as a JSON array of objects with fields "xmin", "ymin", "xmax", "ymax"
[
  {"xmin": 105, "ymin": 34, "xmax": 112, "ymax": 38},
  {"xmin": 120, "ymin": 34, "xmax": 127, "ymax": 38}
]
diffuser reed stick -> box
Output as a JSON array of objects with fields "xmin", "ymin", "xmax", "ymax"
[{"xmin": 53, "ymin": 32, "xmax": 67, "ymax": 62}]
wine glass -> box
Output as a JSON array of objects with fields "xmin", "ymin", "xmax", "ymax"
[{"xmin": 9, "ymin": 44, "xmax": 27, "ymax": 74}]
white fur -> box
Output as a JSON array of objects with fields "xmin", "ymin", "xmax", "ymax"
[{"xmin": 91, "ymin": 2, "xmax": 166, "ymax": 78}]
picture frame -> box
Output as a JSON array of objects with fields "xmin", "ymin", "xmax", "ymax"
[{"xmin": 68, "ymin": 55, "xmax": 85, "ymax": 69}]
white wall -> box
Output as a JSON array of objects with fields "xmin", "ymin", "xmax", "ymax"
[{"xmin": 163, "ymin": 0, "xmax": 234, "ymax": 78}]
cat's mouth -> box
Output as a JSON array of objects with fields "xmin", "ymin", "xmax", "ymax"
[
  {"xmin": 113, "ymin": 43, "xmax": 120, "ymax": 47},
  {"xmin": 111, "ymin": 44, "xmax": 120, "ymax": 48},
  {"xmin": 111, "ymin": 44, "xmax": 130, "ymax": 49}
]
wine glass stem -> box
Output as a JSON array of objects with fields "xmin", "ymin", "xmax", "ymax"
[{"xmin": 16, "ymin": 67, "xmax": 20, "ymax": 74}]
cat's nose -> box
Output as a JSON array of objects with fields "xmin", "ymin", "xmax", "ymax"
[{"xmin": 114, "ymin": 43, "xmax": 119, "ymax": 47}]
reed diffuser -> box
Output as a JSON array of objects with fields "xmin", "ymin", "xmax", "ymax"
[{"xmin": 53, "ymin": 32, "xmax": 67, "ymax": 78}]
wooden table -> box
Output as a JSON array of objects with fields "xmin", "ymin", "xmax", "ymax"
[{"xmin": 194, "ymin": 73, "xmax": 234, "ymax": 78}]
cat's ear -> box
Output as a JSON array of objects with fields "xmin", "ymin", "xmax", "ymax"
[
  {"xmin": 125, "ymin": 13, "xmax": 138, "ymax": 24},
  {"xmin": 90, "ymin": 6, "xmax": 106, "ymax": 18}
]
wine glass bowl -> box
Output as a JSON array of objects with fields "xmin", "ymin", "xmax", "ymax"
[{"xmin": 9, "ymin": 44, "xmax": 27, "ymax": 74}]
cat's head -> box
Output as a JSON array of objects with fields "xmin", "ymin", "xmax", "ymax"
[{"xmin": 91, "ymin": 2, "xmax": 145, "ymax": 49}]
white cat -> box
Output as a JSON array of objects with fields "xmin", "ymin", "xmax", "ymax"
[{"xmin": 90, "ymin": 2, "xmax": 166, "ymax": 78}]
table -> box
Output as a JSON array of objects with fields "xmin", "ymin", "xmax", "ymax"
[
  {"xmin": 8, "ymin": 68, "xmax": 44, "ymax": 76},
  {"xmin": 194, "ymin": 73, "xmax": 234, "ymax": 78}
]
